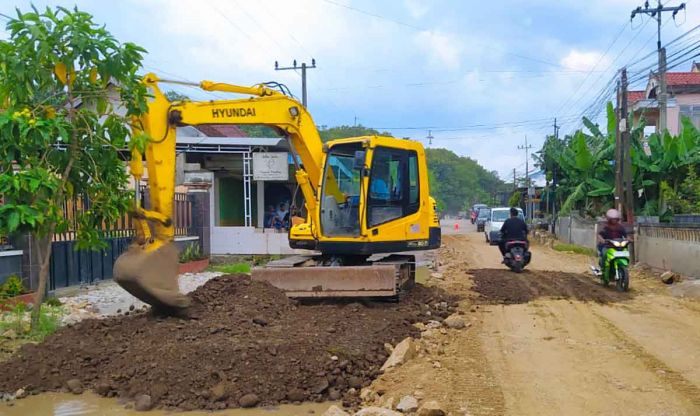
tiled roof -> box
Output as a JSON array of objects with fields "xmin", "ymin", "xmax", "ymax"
[
  {"xmin": 627, "ymin": 90, "xmax": 646, "ymax": 103},
  {"xmin": 665, "ymin": 72, "xmax": 700, "ymax": 86},
  {"xmin": 195, "ymin": 125, "xmax": 248, "ymax": 137}
]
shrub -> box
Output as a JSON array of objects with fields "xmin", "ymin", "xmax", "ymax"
[
  {"xmin": 0, "ymin": 275, "xmax": 25, "ymax": 299},
  {"xmin": 179, "ymin": 242, "xmax": 207, "ymax": 263}
]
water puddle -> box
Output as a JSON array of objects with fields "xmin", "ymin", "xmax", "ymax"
[{"xmin": 0, "ymin": 392, "xmax": 335, "ymax": 416}]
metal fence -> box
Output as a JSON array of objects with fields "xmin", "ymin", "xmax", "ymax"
[{"xmin": 49, "ymin": 189, "xmax": 194, "ymax": 289}]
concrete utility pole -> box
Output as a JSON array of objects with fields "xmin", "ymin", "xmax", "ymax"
[
  {"xmin": 275, "ymin": 59, "xmax": 317, "ymax": 107},
  {"xmin": 614, "ymin": 78, "xmax": 624, "ymax": 214},
  {"xmin": 631, "ymin": 1, "xmax": 686, "ymax": 133},
  {"xmin": 513, "ymin": 168, "xmax": 517, "ymax": 190},
  {"xmin": 621, "ymin": 69, "xmax": 635, "ymax": 225},
  {"xmin": 426, "ymin": 130, "xmax": 434, "ymax": 147},
  {"xmin": 518, "ymin": 136, "xmax": 534, "ymax": 221}
]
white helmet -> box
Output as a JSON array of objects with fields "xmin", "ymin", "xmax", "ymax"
[{"xmin": 606, "ymin": 208, "xmax": 621, "ymax": 220}]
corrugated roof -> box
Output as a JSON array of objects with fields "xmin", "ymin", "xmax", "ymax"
[{"xmin": 195, "ymin": 125, "xmax": 249, "ymax": 137}]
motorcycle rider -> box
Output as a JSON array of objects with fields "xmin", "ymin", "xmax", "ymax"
[
  {"xmin": 499, "ymin": 207, "xmax": 529, "ymax": 258},
  {"xmin": 595, "ymin": 208, "xmax": 627, "ymax": 273}
]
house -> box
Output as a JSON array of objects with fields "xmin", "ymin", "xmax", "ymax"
[
  {"xmin": 174, "ymin": 125, "xmax": 313, "ymax": 256},
  {"xmin": 629, "ymin": 62, "xmax": 700, "ymax": 134}
]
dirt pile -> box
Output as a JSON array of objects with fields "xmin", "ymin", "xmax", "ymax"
[
  {"xmin": 469, "ymin": 269, "xmax": 631, "ymax": 304},
  {"xmin": 0, "ymin": 274, "xmax": 458, "ymax": 411}
]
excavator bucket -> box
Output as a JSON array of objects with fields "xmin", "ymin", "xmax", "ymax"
[{"xmin": 113, "ymin": 242, "xmax": 190, "ymax": 311}]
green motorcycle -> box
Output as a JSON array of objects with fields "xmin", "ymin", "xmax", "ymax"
[{"xmin": 598, "ymin": 239, "xmax": 630, "ymax": 291}]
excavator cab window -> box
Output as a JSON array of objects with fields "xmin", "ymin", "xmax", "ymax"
[
  {"xmin": 368, "ymin": 147, "xmax": 420, "ymax": 227},
  {"xmin": 321, "ymin": 143, "xmax": 363, "ymax": 237}
]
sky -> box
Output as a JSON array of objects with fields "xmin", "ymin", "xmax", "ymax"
[{"xmin": 1, "ymin": 0, "xmax": 699, "ymax": 181}]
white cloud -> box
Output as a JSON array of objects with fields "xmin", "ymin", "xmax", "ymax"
[
  {"xmin": 414, "ymin": 30, "xmax": 463, "ymax": 71},
  {"xmin": 560, "ymin": 49, "xmax": 607, "ymax": 71},
  {"xmin": 404, "ymin": 0, "xmax": 430, "ymax": 19}
]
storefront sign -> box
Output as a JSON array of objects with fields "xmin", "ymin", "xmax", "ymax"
[{"xmin": 253, "ymin": 152, "xmax": 289, "ymax": 181}]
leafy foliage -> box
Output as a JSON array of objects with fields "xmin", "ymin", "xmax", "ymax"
[
  {"xmin": 0, "ymin": 6, "xmax": 148, "ymax": 248},
  {"xmin": 662, "ymin": 167, "xmax": 700, "ymax": 214},
  {"xmin": 318, "ymin": 124, "xmax": 392, "ymax": 142},
  {"xmin": 0, "ymin": 275, "xmax": 25, "ymax": 298},
  {"xmin": 0, "ymin": 6, "xmax": 148, "ymax": 328},
  {"xmin": 179, "ymin": 242, "xmax": 206, "ymax": 263},
  {"xmin": 537, "ymin": 100, "xmax": 700, "ymax": 218}
]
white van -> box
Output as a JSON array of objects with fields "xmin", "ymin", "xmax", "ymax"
[{"xmin": 485, "ymin": 207, "xmax": 525, "ymax": 245}]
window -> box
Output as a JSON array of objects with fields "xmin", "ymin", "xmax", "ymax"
[
  {"xmin": 368, "ymin": 147, "xmax": 420, "ymax": 227},
  {"xmin": 320, "ymin": 143, "xmax": 362, "ymax": 237}
]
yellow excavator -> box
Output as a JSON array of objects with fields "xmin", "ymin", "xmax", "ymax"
[{"xmin": 113, "ymin": 73, "xmax": 441, "ymax": 310}]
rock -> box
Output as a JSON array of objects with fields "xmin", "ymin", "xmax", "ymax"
[
  {"xmin": 252, "ymin": 317, "xmax": 268, "ymax": 326},
  {"xmin": 323, "ymin": 405, "xmax": 351, "ymax": 416},
  {"xmin": 210, "ymin": 382, "xmax": 229, "ymax": 401},
  {"xmin": 348, "ymin": 376, "xmax": 363, "ymax": 389},
  {"xmin": 287, "ymin": 389, "xmax": 306, "ymax": 402},
  {"xmin": 381, "ymin": 396, "xmax": 396, "ymax": 410},
  {"xmin": 384, "ymin": 343, "xmax": 394, "ymax": 354},
  {"xmin": 14, "ymin": 388, "xmax": 26, "ymax": 399},
  {"xmin": 66, "ymin": 379, "xmax": 83, "ymax": 394},
  {"xmin": 134, "ymin": 394, "xmax": 153, "ymax": 411},
  {"xmin": 443, "ymin": 315, "xmax": 466, "ymax": 329},
  {"xmin": 239, "ymin": 393, "xmax": 260, "ymax": 408},
  {"xmin": 661, "ymin": 271, "xmax": 678, "ymax": 284},
  {"xmin": 94, "ymin": 383, "xmax": 111, "ymax": 396},
  {"xmin": 354, "ymin": 406, "xmax": 403, "ymax": 416},
  {"xmin": 380, "ymin": 337, "xmax": 416, "ymax": 372},
  {"xmin": 396, "ymin": 395, "xmax": 419, "ymax": 412},
  {"xmin": 432, "ymin": 361, "xmax": 442, "ymax": 368},
  {"xmin": 2, "ymin": 329, "xmax": 17, "ymax": 340},
  {"xmin": 312, "ymin": 377, "xmax": 330, "ymax": 394},
  {"xmin": 417, "ymin": 400, "xmax": 445, "ymax": 416},
  {"xmin": 329, "ymin": 389, "xmax": 342, "ymax": 401},
  {"xmin": 430, "ymin": 272, "xmax": 443, "ymax": 279},
  {"xmin": 360, "ymin": 387, "xmax": 375, "ymax": 401},
  {"xmin": 426, "ymin": 320, "xmax": 441, "ymax": 329}
]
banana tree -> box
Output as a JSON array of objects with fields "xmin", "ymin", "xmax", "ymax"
[{"xmin": 557, "ymin": 103, "xmax": 616, "ymax": 215}]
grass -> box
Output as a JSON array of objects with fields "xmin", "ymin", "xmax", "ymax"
[
  {"xmin": 209, "ymin": 262, "xmax": 251, "ymax": 274},
  {"xmin": 0, "ymin": 302, "xmax": 64, "ymax": 342},
  {"xmin": 552, "ymin": 243, "xmax": 596, "ymax": 257}
]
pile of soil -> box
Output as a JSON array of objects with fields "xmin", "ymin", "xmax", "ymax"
[
  {"xmin": 469, "ymin": 268, "xmax": 631, "ymax": 305},
  {"xmin": 0, "ymin": 274, "xmax": 458, "ymax": 411}
]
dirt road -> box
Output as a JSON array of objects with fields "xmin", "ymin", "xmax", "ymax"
[{"xmin": 372, "ymin": 222, "xmax": 700, "ymax": 416}]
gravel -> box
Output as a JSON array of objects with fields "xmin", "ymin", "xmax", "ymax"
[{"xmin": 58, "ymin": 272, "xmax": 222, "ymax": 324}]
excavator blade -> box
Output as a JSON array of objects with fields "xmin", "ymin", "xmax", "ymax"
[
  {"xmin": 113, "ymin": 242, "xmax": 190, "ymax": 311},
  {"xmin": 252, "ymin": 255, "xmax": 415, "ymax": 298}
]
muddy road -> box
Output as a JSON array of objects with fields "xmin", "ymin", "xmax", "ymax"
[{"xmin": 372, "ymin": 222, "xmax": 700, "ymax": 416}]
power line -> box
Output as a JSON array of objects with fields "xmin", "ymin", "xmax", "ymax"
[
  {"xmin": 555, "ymin": 20, "xmax": 629, "ymax": 116},
  {"xmin": 321, "ymin": 0, "xmax": 424, "ymax": 30}
]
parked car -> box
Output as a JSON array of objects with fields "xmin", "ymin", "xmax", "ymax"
[
  {"xmin": 475, "ymin": 208, "xmax": 490, "ymax": 232},
  {"xmin": 485, "ymin": 207, "xmax": 525, "ymax": 245},
  {"xmin": 470, "ymin": 204, "xmax": 488, "ymax": 224}
]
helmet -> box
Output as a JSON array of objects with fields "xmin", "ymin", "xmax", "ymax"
[{"xmin": 606, "ymin": 208, "xmax": 621, "ymax": 220}]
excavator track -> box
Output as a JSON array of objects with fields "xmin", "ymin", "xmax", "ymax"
[{"xmin": 252, "ymin": 254, "xmax": 415, "ymax": 299}]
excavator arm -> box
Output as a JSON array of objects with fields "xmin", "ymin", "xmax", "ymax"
[{"xmin": 114, "ymin": 73, "xmax": 331, "ymax": 310}]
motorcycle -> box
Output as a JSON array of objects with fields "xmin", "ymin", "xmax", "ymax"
[
  {"xmin": 502, "ymin": 240, "xmax": 531, "ymax": 273},
  {"xmin": 596, "ymin": 239, "xmax": 630, "ymax": 291}
]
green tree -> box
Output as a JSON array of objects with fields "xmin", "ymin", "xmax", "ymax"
[
  {"xmin": 0, "ymin": 7, "xmax": 147, "ymax": 327},
  {"xmin": 318, "ymin": 124, "xmax": 392, "ymax": 142},
  {"xmin": 425, "ymin": 148, "xmax": 506, "ymax": 213}
]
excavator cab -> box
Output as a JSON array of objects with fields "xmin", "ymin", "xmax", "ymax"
[{"xmin": 114, "ymin": 73, "xmax": 440, "ymax": 310}]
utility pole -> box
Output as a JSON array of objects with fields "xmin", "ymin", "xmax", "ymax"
[
  {"xmin": 614, "ymin": 78, "xmax": 624, "ymax": 214},
  {"xmin": 275, "ymin": 59, "xmax": 317, "ymax": 107},
  {"xmin": 621, "ymin": 68, "xmax": 635, "ymax": 225},
  {"xmin": 631, "ymin": 1, "xmax": 686, "ymax": 133},
  {"xmin": 426, "ymin": 130, "xmax": 434, "ymax": 147},
  {"xmin": 518, "ymin": 136, "xmax": 533, "ymax": 221},
  {"xmin": 513, "ymin": 168, "xmax": 517, "ymax": 190}
]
